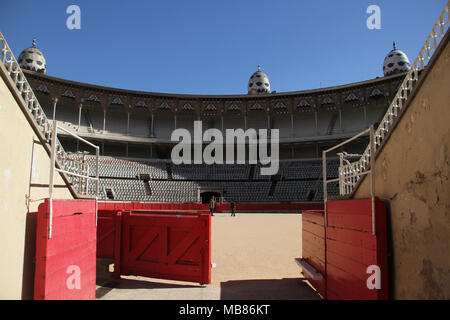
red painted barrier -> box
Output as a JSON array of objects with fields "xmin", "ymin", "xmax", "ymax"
[
  {"xmin": 301, "ymin": 210, "xmax": 326, "ymax": 298},
  {"xmin": 98, "ymin": 202, "xmax": 209, "ymax": 212},
  {"xmin": 34, "ymin": 199, "xmax": 97, "ymax": 300},
  {"xmin": 235, "ymin": 203, "xmax": 323, "ymax": 212},
  {"xmin": 97, "ymin": 211, "xmax": 122, "ymax": 259},
  {"xmin": 119, "ymin": 211, "xmax": 211, "ymax": 285},
  {"xmin": 326, "ymin": 198, "xmax": 388, "ymax": 300},
  {"xmin": 97, "ymin": 209, "xmax": 211, "ymax": 285},
  {"xmin": 301, "ymin": 198, "xmax": 388, "ymax": 300},
  {"xmin": 98, "ymin": 201, "xmax": 323, "ymax": 213}
]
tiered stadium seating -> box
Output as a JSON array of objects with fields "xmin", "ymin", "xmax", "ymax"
[
  {"xmin": 93, "ymin": 178, "xmax": 150, "ymax": 202},
  {"xmin": 195, "ymin": 181, "xmax": 272, "ymax": 202},
  {"xmin": 171, "ymin": 164, "xmax": 250, "ymax": 180},
  {"xmin": 86, "ymin": 155, "xmax": 339, "ymax": 202},
  {"xmin": 86, "ymin": 156, "xmax": 167, "ymax": 179},
  {"xmin": 272, "ymin": 181, "xmax": 313, "ymax": 202},
  {"xmin": 147, "ymin": 181, "xmax": 198, "ymax": 203},
  {"xmin": 276, "ymin": 162, "xmax": 322, "ymax": 180}
]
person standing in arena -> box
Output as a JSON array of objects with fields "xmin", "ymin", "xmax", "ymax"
[
  {"xmin": 231, "ymin": 201, "xmax": 236, "ymax": 217},
  {"xmin": 209, "ymin": 196, "xmax": 216, "ymax": 216}
]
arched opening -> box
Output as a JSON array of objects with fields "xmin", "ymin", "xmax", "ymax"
[{"xmin": 200, "ymin": 191, "xmax": 221, "ymax": 204}]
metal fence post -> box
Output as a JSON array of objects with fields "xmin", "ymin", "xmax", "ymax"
[{"xmin": 48, "ymin": 120, "xmax": 58, "ymax": 239}]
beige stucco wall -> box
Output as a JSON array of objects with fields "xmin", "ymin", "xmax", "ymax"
[
  {"xmin": 0, "ymin": 70, "xmax": 74, "ymax": 300},
  {"xmin": 354, "ymin": 39, "xmax": 450, "ymax": 299}
]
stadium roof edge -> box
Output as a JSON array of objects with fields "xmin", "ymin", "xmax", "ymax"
[{"xmin": 22, "ymin": 69, "xmax": 408, "ymax": 101}]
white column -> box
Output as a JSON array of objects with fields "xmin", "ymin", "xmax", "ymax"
[
  {"xmin": 103, "ymin": 109, "xmax": 106, "ymax": 133},
  {"xmin": 315, "ymin": 110, "xmax": 318, "ymax": 135},
  {"xmin": 52, "ymin": 97, "xmax": 58, "ymax": 121},
  {"xmin": 127, "ymin": 106, "xmax": 131, "ymax": 134},
  {"xmin": 151, "ymin": 113, "xmax": 155, "ymax": 137},
  {"xmin": 77, "ymin": 103, "xmax": 82, "ymax": 131},
  {"xmin": 290, "ymin": 113, "xmax": 294, "ymax": 137}
]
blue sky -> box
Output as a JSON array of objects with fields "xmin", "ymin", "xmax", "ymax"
[{"xmin": 0, "ymin": 0, "xmax": 447, "ymax": 94}]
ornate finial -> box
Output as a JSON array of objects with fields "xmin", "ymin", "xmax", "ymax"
[
  {"xmin": 393, "ymin": 41, "xmax": 396, "ymax": 50},
  {"xmin": 32, "ymin": 38, "xmax": 36, "ymax": 48},
  {"xmin": 257, "ymin": 64, "xmax": 261, "ymax": 71}
]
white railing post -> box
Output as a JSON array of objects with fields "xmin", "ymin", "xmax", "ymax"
[
  {"xmin": 322, "ymin": 151, "xmax": 328, "ymax": 228},
  {"xmin": 47, "ymin": 121, "xmax": 100, "ymax": 237},
  {"xmin": 369, "ymin": 125, "xmax": 376, "ymax": 235},
  {"xmin": 49, "ymin": 121, "xmax": 58, "ymax": 239}
]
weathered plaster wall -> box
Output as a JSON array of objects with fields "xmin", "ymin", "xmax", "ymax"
[{"xmin": 354, "ymin": 38, "xmax": 450, "ymax": 299}]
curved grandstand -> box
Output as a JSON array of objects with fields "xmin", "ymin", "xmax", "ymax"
[
  {"xmin": 1, "ymin": 1, "xmax": 448, "ymax": 301},
  {"xmin": 19, "ymin": 55, "xmax": 408, "ymax": 203}
]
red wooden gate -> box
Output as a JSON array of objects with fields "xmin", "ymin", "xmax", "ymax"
[
  {"xmin": 98, "ymin": 210, "xmax": 211, "ymax": 285},
  {"xmin": 300, "ymin": 198, "xmax": 388, "ymax": 300},
  {"xmin": 34, "ymin": 199, "xmax": 97, "ymax": 300}
]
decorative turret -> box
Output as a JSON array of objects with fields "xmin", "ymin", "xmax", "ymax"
[{"xmin": 18, "ymin": 39, "xmax": 47, "ymax": 74}]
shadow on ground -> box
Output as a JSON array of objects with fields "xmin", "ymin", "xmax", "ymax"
[
  {"xmin": 96, "ymin": 277, "xmax": 203, "ymax": 299},
  {"xmin": 220, "ymin": 278, "xmax": 322, "ymax": 300}
]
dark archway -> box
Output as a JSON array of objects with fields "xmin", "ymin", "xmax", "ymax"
[{"xmin": 200, "ymin": 191, "xmax": 221, "ymax": 204}]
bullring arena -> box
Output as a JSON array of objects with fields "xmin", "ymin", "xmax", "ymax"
[
  {"xmin": 0, "ymin": 1, "xmax": 449, "ymax": 301},
  {"xmin": 96, "ymin": 214, "xmax": 321, "ymax": 300}
]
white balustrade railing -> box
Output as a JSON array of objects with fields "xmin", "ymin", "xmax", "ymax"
[
  {"xmin": 338, "ymin": 1, "xmax": 449, "ymax": 196},
  {"xmin": 0, "ymin": 31, "xmax": 96, "ymax": 198}
]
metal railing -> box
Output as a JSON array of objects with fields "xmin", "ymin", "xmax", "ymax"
[
  {"xmin": 0, "ymin": 31, "xmax": 95, "ymax": 197},
  {"xmin": 49, "ymin": 121, "xmax": 100, "ymax": 238},
  {"xmin": 323, "ymin": 126, "xmax": 376, "ymax": 235},
  {"xmin": 337, "ymin": 1, "xmax": 449, "ymax": 196}
]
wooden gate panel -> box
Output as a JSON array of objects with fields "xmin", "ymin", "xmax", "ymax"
[{"xmin": 120, "ymin": 211, "xmax": 211, "ymax": 285}]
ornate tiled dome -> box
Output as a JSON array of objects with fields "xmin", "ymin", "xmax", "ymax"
[
  {"xmin": 383, "ymin": 42, "xmax": 410, "ymax": 77},
  {"xmin": 18, "ymin": 39, "xmax": 46, "ymax": 74},
  {"xmin": 248, "ymin": 65, "xmax": 271, "ymax": 94}
]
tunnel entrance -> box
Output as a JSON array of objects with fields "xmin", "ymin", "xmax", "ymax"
[{"xmin": 200, "ymin": 191, "xmax": 222, "ymax": 204}]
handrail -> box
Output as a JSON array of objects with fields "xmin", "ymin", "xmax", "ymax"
[
  {"xmin": 323, "ymin": 126, "xmax": 376, "ymax": 235},
  {"xmin": 49, "ymin": 121, "xmax": 100, "ymax": 238},
  {"xmin": 0, "ymin": 31, "xmax": 94, "ymax": 198},
  {"xmin": 338, "ymin": 1, "xmax": 449, "ymax": 196}
]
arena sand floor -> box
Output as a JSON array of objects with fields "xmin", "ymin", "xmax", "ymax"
[{"xmin": 96, "ymin": 213, "xmax": 321, "ymax": 300}]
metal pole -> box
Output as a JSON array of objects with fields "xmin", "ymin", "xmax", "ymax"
[
  {"xmin": 48, "ymin": 121, "xmax": 58, "ymax": 239},
  {"xmin": 324, "ymin": 127, "xmax": 371, "ymax": 153},
  {"xmin": 370, "ymin": 125, "xmax": 376, "ymax": 235},
  {"xmin": 96, "ymin": 146, "xmax": 99, "ymax": 226},
  {"xmin": 56, "ymin": 126, "xmax": 99, "ymax": 148},
  {"xmin": 322, "ymin": 150, "xmax": 327, "ymax": 228},
  {"xmin": 339, "ymin": 154, "xmax": 344, "ymax": 195}
]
